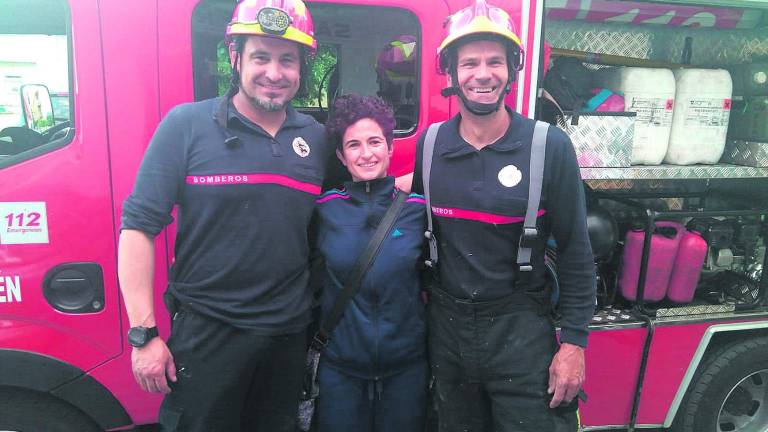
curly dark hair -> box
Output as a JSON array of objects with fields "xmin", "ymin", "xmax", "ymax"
[{"xmin": 326, "ymin": 94, "xmax": 395, "ymax": 151}]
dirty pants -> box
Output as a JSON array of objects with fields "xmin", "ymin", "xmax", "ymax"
[
  {"xmin": 316, "ymin": 360, "xmax": 428, "ymax": 432},
  {"xmin": 158, "ymin": 308, "xmax": 306, "ymax": 432},
  {"xmin": 428, "ymin": 288, "xmax": 579, "ymax": 432}
]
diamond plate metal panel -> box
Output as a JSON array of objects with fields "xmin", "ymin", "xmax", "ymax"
[
  {"xmin": 665, "ymin": 30, "xmax": 768, "ymax": 66},
  {"xmin": 546, "ymin": 21, "xmax": 768, "ymax": 67},
  {"xmin": 585, "ymin": 179, "xmax": 636, "ymax": 190},
  {"xmin": 546, "ymin": 21, "xmax": 654, "ymax": 60},
  {"xmin": 655, "ymin": 304, "xmax": 735, "ymax": 317},
  {"xmin": 590, "ymin": 307, "xmax": 638, "ymax": 325},
  {"xmin": 580, "ymin": 164, "xmax": 768, "ymax": 180},
  {"xmin": 724, "ymin": 139, "xmax": 768, "ymax": 167},
  {"xmin": 557, "ymin": 114, "xmax": 634, "ymax": 167}
]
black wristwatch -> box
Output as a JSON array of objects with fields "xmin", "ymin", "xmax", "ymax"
[{"xmin": 128, "ymin": 326, "xmax": 159, "ymax": 348}]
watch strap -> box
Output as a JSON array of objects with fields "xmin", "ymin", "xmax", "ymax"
[{"xmin": 129, "ymin": 326, "xmax": 159, "ymax": 347}]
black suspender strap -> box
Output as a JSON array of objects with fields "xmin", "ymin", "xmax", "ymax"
[
  {"xmin": 517, "ymin": 120, "xmax": 549, "ymax": 272},
  {"xmin": 421, "ymin": 120, "xmax": 547, "ymax": 273},
  {"xmin": 422, "ymin": 121, "xmax": 444, "ymax": 268}
]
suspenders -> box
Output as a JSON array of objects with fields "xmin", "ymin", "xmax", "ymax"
[
  {"xmin": 422, "ymin": 121, "xmax": 444, "ymax": 268},
  {"xmin": 421, "ymin": 120, "xmax": 550, "ymax": 272}
]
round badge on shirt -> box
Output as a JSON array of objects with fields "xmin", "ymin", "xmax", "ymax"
[
  {"xmin": 498, "ymin": 164, "xmax": 522, "ymax": 187},
  {"xmin": 293, "ymin": 137, "xmax": 310, "ymax": 157}
]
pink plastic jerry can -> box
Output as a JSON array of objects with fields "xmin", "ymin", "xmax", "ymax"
[
  {"xmin": 619, "ymin": 221, "xmax": 684, "ymax": 302},
  {"xmin": 666, "ymin": 229, "xmax": 707, "ymax": 303}
]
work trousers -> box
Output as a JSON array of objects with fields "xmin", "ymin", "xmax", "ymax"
[
  {"xmin": 158, "ymin": 308, "xmax": 306, "ymax": 432},
  {"xmin": 428, "ymin": 288, "xmax": 579, "ymax": 432},
  {"xmin": 316, "ymin": 360, "xmax": 429, "ymax": 432}
]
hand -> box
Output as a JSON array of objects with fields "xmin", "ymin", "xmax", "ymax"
[
  {"xmin": 547, "ymin": 342, "xmax": 585, "ymax": 408},
  {"xmin": 395, "ymin": 172, "xmax": 414, "ymax": 193},
  {"xmin": 131, "ymin": 337, "xmax": 177, "ymax": 393}
]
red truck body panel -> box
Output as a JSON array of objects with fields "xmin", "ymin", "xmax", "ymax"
[{"xmin": 2, "ymin": 0, "xmax": 767, "ymax": 429}]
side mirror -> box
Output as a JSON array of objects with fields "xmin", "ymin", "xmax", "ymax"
[{"xmin": 20, "ymin": 84, "xmax": 55, "ymax": 133}]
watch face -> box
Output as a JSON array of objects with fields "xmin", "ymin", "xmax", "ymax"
[{"xmin": 128, "ymin": 327, "xmax": 148, "ymax": 347}]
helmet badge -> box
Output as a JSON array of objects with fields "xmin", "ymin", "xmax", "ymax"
[{"xmin": 257, "ymin": 7, "xmax": 292, "ymax": 35}]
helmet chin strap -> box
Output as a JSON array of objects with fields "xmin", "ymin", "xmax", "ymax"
[{"xmin": 442, "ymin": 67, "xmax": 514, "ymax": 116}]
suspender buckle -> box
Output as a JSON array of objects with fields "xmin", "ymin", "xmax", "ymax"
[
  {"xmin": 424, "ymin": 230, "xmax": 434, "ymax": 240},
  {"xmin": 519, "ymin": 227, "xmax": 539, "ymax": 248},
  {"xmin": 311, "ymin": 332, "xmax": 329, "ymax": 350},
  {"xmin": 424, "ymin": 259, "xmax": 435, "ymax": 268}
]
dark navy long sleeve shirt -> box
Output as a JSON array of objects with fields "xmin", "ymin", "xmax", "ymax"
[
  {"xmin": 122, "ymin": 97, "xmax": 332, "ymax": 334},
  {"xmin": 412, "ymin": 109, "xmax": 596, "ymax": 347}
]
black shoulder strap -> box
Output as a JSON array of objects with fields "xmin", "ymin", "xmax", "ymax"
[
  {"xmin": 315, "ymin": 190, "xmax": 409, "ymax": 346},
  {"xmin": 422, "ymin": 120, "xmax": 546, "ymax": 274},
  {"xmin": 517, "ymin": 121, "xmax": 549, "ymax": 272},
  {"xmin": 422, "ymin": 121, "xmax": 444, "ymax": 267}
]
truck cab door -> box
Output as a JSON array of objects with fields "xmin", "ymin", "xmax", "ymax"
[{"xmin": 0, "ymin": 0, "xmax": 122, "ymax": 372}]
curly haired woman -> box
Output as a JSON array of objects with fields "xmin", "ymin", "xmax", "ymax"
[{"xmin": 313, "ymin": 94, "xmax": 428, "ymax": 432}]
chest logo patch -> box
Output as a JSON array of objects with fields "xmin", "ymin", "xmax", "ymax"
[
  {"xmin": 292, "ymin": 137, "xmax": 310, "ymax": 158},
  {"xmin": 498, "ymin": 164, "xmax": 522, "ymax": 188}
]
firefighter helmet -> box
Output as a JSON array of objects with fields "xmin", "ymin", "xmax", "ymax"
[
  {"xmin": 376, "ymin": 35, "xmax": 417, "ymax": 83},
  {"xmin": 226, "ymin": 0, "xmax": 317, "ymax": 54},
  {"xmin": 436, "ymin": 0, "xmax": 524, "ymax": 115},
  {"xmin": 437, "ymin": 0, "xmax": 523, "ymax": 73}
]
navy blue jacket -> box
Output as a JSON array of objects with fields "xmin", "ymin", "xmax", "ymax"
[{"xmin": 315, "ymin": 177, "xmax": 427, "ymax": 379}]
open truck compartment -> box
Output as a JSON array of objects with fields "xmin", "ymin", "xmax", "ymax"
[
  {"xmin": 540, "ymin": 3, "xmax": 768, "ymax": 429},
  {"xmin": 539, "ymin": 0, "xmax": 768, "ymax": 326}
]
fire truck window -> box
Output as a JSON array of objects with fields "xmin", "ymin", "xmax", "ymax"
[
  {"xmin": 192, "ymin": 2, "xmax": 420, "ymax": 136},
  {"xmin": 0, "ymin": 0, "xmax": 73, "ymax": 165},
  {"xmin": 291, "ymin": 44, "xmax": 339, "ymax": 114}
]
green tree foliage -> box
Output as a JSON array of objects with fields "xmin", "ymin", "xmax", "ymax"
[
  {"xmin": 293, "ymin": 44, "xmax": 337, "ymax": 109},
  {"xmin": 217, "ymin": 43, "xmax": 230, "ymax": 97},
  {"xmin": 214, "ymin": 42, "xmax": 337, "ymax": 109}
]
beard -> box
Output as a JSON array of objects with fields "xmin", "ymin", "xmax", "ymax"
[
  {"xmin": 238, "ymin": 78, "xmax": 296, "ymax": 113},
  {"xmin": 245, "ymin": 93, "xmax": 287, "ymax": 112}
]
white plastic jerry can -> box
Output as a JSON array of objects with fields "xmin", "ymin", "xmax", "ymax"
[
  {"xmin": 596, "ymin": 67, "xmax": 677, "ymax": 165},
  {"xmin": 665, "ymin": 68, "xmax": 733, "ymax": 165}
]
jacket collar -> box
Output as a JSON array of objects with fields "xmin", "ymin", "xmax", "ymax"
[
  {"xmin": 211, "ymin": 96, "xmax": 315, "ymax": 136},
  {"xmin": 438, "ymin": 106, "xmax": 524, "ymax": 158},
  {"xmin": 344, "ymin": 176, "xmax": 396, "ymax": 202}
]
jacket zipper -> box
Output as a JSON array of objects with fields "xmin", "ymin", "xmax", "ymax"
[{"xmin": 368, "ymin": 180, "xmax": 381, "ymax": 385}]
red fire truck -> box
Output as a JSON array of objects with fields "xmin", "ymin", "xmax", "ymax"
[{"xmin": 1, "ymin": 0, "xmax": 767, "ymax": 430}]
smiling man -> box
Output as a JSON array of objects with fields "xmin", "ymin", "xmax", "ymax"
[
  {"xmin": 117, "ymin": 1, "xmax": 331, "ymax": 431},
  {"xmin": 411, "ymin": 1, "xmax": 596, "ymax": 431}
]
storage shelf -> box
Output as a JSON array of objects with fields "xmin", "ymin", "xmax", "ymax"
[
  {"xmin": 580, "ymin": 164, "xmax": 768, "ymax": 180},
  {"xmin": 644, "ymin": 0, "xmax": 768, "ymax": 10}
]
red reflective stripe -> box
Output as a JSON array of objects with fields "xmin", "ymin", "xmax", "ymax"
[
  {"xmin": 431, "ymin": 206, "xmax": 546, "ymax": 224},
  {"xmin": 186, "ymin": 173, "xmax": 321, "ymax": 195}
]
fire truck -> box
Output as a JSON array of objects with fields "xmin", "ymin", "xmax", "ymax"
[{"xmin": 1, "ymin": 0, "xmax": 767, "ymax": 430}]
